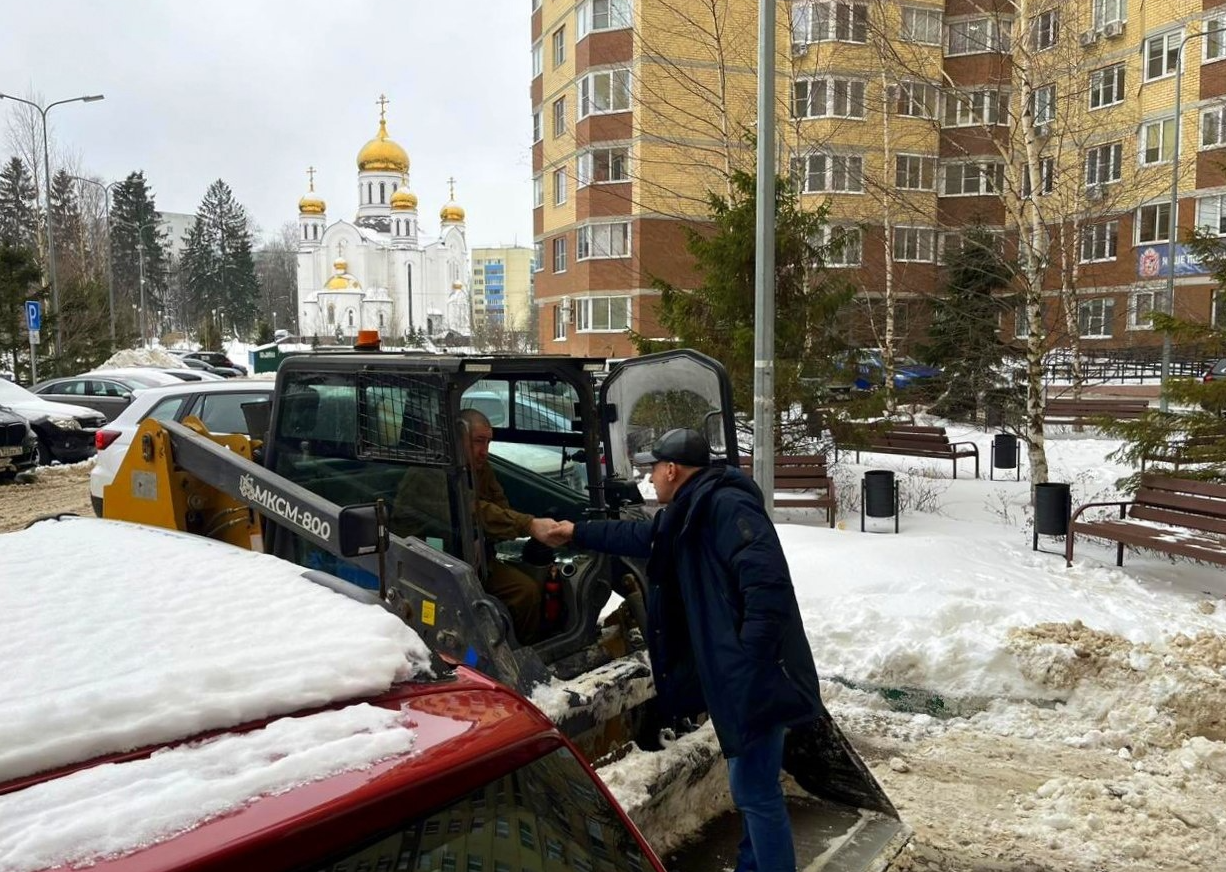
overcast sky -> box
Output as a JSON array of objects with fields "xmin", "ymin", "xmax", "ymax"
[{"xmin": 0, "ymin": 1, "xmax": 533, "ymax": 248}]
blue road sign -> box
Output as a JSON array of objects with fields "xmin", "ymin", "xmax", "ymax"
[{"xmin": 25, "ymin": 301, "xmax": 41, "ymax": 332}]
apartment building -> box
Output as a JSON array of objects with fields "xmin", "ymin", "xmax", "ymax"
[
  {"xmin": 531, "ymin": 0, "xmax": 1225, "ymax": 358},
  {"xmin": 472, "ymin": 245, "xmax": 537, "ymax": 335}
]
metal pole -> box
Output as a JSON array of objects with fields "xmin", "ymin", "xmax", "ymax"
[
  {"xmin": 39, "ymin": 107, "xmax": 60, "ymax": 361},
  {"xmin": 138, "ymin": 239, "xmax": 147, "ymax": 348},
  {"xmin": 753, "ymin": 0, "xmax": 777, "ymax": 516},
  {"xmin": 69, "ymin": 176, "xmax": 118, "ymax": 347}
]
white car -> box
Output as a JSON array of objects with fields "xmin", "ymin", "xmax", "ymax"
[{"xmin": 90, "ymin": 380, "xmax": 274, "ymax": 515}]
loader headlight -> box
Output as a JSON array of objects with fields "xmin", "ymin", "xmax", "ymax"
[{"xmin": 48, "ymin": 416, "xmax": 82, "ymax": 431}]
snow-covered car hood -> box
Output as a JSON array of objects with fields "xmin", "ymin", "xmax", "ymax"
[{"xmin": 0, "ymin": 396, "xmax": 99, "ymax": 421}]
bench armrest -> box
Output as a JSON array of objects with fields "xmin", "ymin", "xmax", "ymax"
[
  {"xmin": 949, "ymin": 440, "xmax": 979, "ymax": 452},
  {"xmin": 1070, "ymin": 500, "xmax": 1130, "ymax": 525}
]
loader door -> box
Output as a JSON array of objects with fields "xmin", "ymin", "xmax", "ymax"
[{"xmin": 598, "ymin": 349, "xmax": 739, "ymax": 483}]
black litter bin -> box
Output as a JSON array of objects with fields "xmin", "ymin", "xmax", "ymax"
[
  {"xmin": 861, "ymin": 470, "xmax": 899, "ymax": 533},
  {"xmin": 991, "ymin": 433, "xmax": 1020, "ymax": 481},
  {"xmin": 1033, "ymin": 482, "xmax": 1071, "ymax": 552}
]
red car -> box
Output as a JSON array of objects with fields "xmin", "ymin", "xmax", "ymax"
[{"xmin": 3, "ymin": 664, "xmax": 664, "ymax": 872}]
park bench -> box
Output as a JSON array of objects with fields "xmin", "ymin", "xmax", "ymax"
[
  {"xmin": 831, "ymin": 423, "xmax": 979, "ymax": 479},
  {"xmin": 1044, "ymin": 398, "xmax": 1150, "ymax": 427},
  {"xmin": 746, "ymin": 454, "xmax": 837, "ymax": 528},
  {"xmin": 1065, "ymin": 473, "xmax": 1226, "ymax": 567},
  {"xmin": 1140, "ymin": 433, "xmax": 1226, "ymax": 472}
]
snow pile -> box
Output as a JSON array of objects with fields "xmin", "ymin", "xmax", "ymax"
[
  {"xmin": 0, "ymin": 704, "xmax": 415, "ymax": 872},
  {"xmin": 0, "ymin": 518, "xmax": 431, "ymax": 783},
  {"xmin": 98, "ymin": 348, "xmax": 186, "ymax": 369}
]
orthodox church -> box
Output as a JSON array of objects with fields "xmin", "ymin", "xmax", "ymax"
[{"xmin": 296, "ymin": 97, "xmax": 471, "ymax": 343}]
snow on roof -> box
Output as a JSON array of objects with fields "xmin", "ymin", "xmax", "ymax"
[
  {"xmin": 0, "ymin": 704, "xmax": 415, "ymax": 872},
  {"xmin": 0, "ymin": 518, "xmax": 431, "ymax": 785},
  {"xmin": 98, "ymin": 348, "xmax": 187, "ymax": 369}
]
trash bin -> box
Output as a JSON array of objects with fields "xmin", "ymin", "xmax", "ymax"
[
  {"xmin": 861, "ymin": 470, "xmax": 899, "ymax": 533},
  {"xmin": 252, "ymin": 342, "xmax": 283, "ymax": 375},
  {"xmin": 1032, "ymin": 482, "xmax": 1071, "ymax": 551},
  {"xmin": 991, "ymin": 433, "xmax": 1020, "ymax": 481}
]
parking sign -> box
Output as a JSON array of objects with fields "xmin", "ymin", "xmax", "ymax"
[{"xmin": 25, "ymin": 300, "xmax": 41, "ymax": 332}]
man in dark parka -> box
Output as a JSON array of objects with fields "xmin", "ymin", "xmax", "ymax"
[{"xmin": 546, "ymin": 428, "xmax": 823, "ymax": 872}]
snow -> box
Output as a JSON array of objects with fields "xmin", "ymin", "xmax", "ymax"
[
  {"xmin": 0, "ymin": 518, "xmax": 432, "ymax": 785},
  {"xmin": 98, "ymin": 348, "xmax": 187, "ymax": 369},
  {"xmin": 0, "ymin": 704, "xmax": 415, "ymax": 872}
]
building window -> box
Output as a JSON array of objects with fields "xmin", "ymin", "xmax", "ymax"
[
  {"xmin": 1078, "ymin": 298, "xmax": 1114, "ymax": 337},
  {"xmin": 1093, "ymin": 0, "xmax": 1126, "ymax": 28},
  {"xmin": 1197, "ymin": 194, "xmax": 1226, "ymax": 234},
  {"xmin": 1021, "ymin": 156, "xmax": 1055, "ymax": 197},
  {"xmin": 379, "ymin": 182, "xmax": 386, "ymax": 204},
  {"xmin": 532, "ymin": 110, "xmax": 542, "ymax": 143},
  {"xmin": 816, "ymin": 225, "xmax": 862, "ymax": 266},
  {"xmin": 792, "ymin": 1, "xmax": 868, "ymax": 44},
  {"xmin": 946, "ymin": 18, "xmax": 1010, "ymax": 56},
  {"xmin": 579, "ymin": 69, "xmax": 631, "ymax": 117},
  {"xmin": 901, "ymin": 7, "xmax": 942, "ymax": 44},
  {"xmin": 578, "ymin": 0, "xmax": 631, "ymax": 38},
  {"xmin": 552, "ymin": 97, "xmax": 567, "ymax": 138},
  {"xmin": 1014, "ymin": 302, "xmax": 1030, "ymax": 339},
  {"xmin": 941, "ymin": 161, "xmax": 1005, "ymax": 196},
  {"xmin": 1130, "ymin": 288, "xmax": 1168, "ymax": 329},
  {"xmin": 793, "ymin": 153, "xmax": 864, "ymax": 193},
  {"xmin": 1140, "ymin": 118, "xmax": 1175, "ymax": 165},
  {"xmin": 942, "ymin": 89, "xmax": 1007, "ymax": 127},
  {"xmin": 1202, "ymin": 105, "xmax": 1226, "ymax": 148},
  {"xmin": 792, "ymin": 77, "xmax": 866, "ymax": 119},
  {"xmin": 1145, "ymin": 31, "xmax": 1182, "ymax": 82},
  {"xmin": 1137, "ymin": 202, "xmax": 1173, "ymax": 243},
  {"xmin": 1206, "ymin": 13, "xmax": 1226, "ymax": 62},
  {"xmin": 366, "ymin": 182, "xmax": 373, "ymax": 203},
  {"xmin": 1079, "ymin": 220, "xmax": 1118, "ymax": 262},
  {"xmin": 1088, "ymin": 64, "xmax": 1125, "ymax": 109},
  {"xmin": 553, "ymin": 168, "xmax": 567, "ymax": 205},
  {"xmin": 893, "ymin": 227, "xmax": 936, "ymax": 262},
  {"xmin": 895, "ymin": 82, "xmax": 939, "ymax": 118},
  {"xmin": 1030, "ymin": 84, "xmax": 1056, "ymax": 127},
  {"xmin": 531, "ymin": 41, "xmax": 543, "ymax": 77},
  {"xmin": 894, "ymin": 154, "xmax": 936, "ymax": 190},
  {"xmin": 1031, "ymin": 9, "xmax": 1058, "ymax": 50},
  {"xmin": 577, "ymin": 222, "xmax": 630, "ymax": 259},
  {"xmin": 552, "ymin": 26, "xmax": 566, "ymax": 67},
  {"xmin": 533, "ymin": 175, "xmax": 544, "ymax": 208},
  {"xmin": 577, "ymin": 296, "xmax": 631, "ymax": 331},
  {"xmin": 533, "ymin": 241, "xmax": 545, "ymax": 271},
  {"xmin": 577, "ymin": 146, "xmax": 630, "ymax": 185},
  {"xmin": 553, "ymin": 236, "xmax": 567, "ymax": 272},
  {"xmin": 1084, "ymin": 142, "xmax": 1122, "ymax": 185}
]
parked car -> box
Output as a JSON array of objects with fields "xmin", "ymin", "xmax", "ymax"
[
  {"xmin": 178, "ymin": 355, "xmax": 242, "ymax": 378},
  {"xmin": 180, "ymin": 349, "xmax": 248, "ymax": 375},
  {"xmin": 0, "ymin": 405, "xmax": 38, "ymax": 479},
  {"xmin": 0, "ymin": 378, "xmax": 105, "ymax": 464},
  {"xmin": 90, "ymin": 380, "xmax": 274, "ymax": 515},
  {"xmin": 31, "ymin": 369, "xmax": 183, "ymax": 422},
  {"xmin": 840, "ymin": 349, "xmax": 943, "ymax": 392},
  {"xmin": 1203, "ymin": 359, "xmax": 1225, "ymax": 383},
  {"xmin": 154, "ymin": 366, "xmax": 225, "ymax": 383}
]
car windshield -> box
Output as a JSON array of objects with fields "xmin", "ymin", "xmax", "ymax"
[{"xmin": 0, "ymin": 379, "xmax": 37, "ymax": 404}]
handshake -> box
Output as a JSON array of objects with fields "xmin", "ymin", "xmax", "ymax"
[{"xmin": 527, "ymin": 518, "xmax": 576, "ymax": 549}]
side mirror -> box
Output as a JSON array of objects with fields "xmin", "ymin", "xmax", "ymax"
[{"xmin": 338, "ymin": 502, "xmax": 387, "ymax": 557}]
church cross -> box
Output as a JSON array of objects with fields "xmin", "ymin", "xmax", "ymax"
[
  {"xmin": 447, "ymin": 176, "xmax": 456, "ymax": 200},
  {"xmin": 376, "ymin": 94, "xmax": 389, "ymax": 122},
  {"xmin": 306, "ymin": 165, "xmax": 316, "ymax": 191}
]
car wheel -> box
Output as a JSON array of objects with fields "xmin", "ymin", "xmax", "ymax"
[{"xmin": 35, "ymin": 438, "xmax": 53, "ymax": 467}]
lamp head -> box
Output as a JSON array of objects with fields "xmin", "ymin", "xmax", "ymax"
[{"xmin": 82, "ymin": 94, "xmax": 104, "ymax": 103}]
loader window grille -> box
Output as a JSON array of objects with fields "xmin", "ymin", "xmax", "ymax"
[{"xmin": 357, "ymin": 372, "xmax": 451, "ymax": 465}]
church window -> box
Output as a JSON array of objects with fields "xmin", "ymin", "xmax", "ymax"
[
  {"xmin": 327, "ymin": 303, "xmax": 336, "ymax": 324},
  {"xmin": 347, "ymin": 310, "xmax": 355, "ymax": 328},
  {"xmin": 379, "ymin": 312, "xmax": 385, "ymax": 328},
  {"xmin": 303, "ymin": 225, "xmax": 309, "ymax": 241},
  {"xmin": 367, "ymin": 182, "xmax": 373, "ymax": 203},
  {"xmin": 380, "ymin": 182, "xmax": 386, "ymax": 204}
]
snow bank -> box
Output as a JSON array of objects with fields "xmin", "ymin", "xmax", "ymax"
[
  {"xmin": 98, "ymin": 348, "xmax": 186, "ymax": 369},
  {"xmin": 0, "ymin": 704, "xmax": 415, "ymax": 872},
  {"xmin": 0, "ymin": 518, "xmax": 431, "ymax": 783}
]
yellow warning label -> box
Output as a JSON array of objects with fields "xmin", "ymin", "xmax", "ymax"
[{"xmin": 421, "ymin": 600, "xmax": 436, "ymax": 626}]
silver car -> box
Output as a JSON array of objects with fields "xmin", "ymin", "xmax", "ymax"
[{"xmin": 31, "ymin": 368, "xmax": 183, "ymax": 422}]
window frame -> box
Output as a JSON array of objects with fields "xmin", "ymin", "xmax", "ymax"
[
  {"xmin": 1078, "ymin": 220, "xmax": 1119, "ymax": 262},
  {"xmin": 945, "ymin": 17, "xmax": 1011, "ymax": 57},
  {"xmin": 894, "ymin": 153, "xmax": 937, "ymax": 190},
  {"xmin": 1078, "ymin": 297, "xmax": 1115, "ymax": 338},
  {"xmin": 1197, "ymin": 193, "xmax": 1226, "ymax": 234},
  {"xmin": 893, "ymin": 226, "xmax": 937, "ymax": 262},
  {"xmin": 1201, "ymin": 104, "xmax": 1226, "ymax": 149},
  {"xmin": 1139, "ymin": 117, "xmax": 1176, "ymax": 166},
  {"xmin": 578, "ymin": 68, "xmax": 632, "ymax": 118},
  {"xmin": 792, "ymin": 0, "xmax": 869, "ymax": 44},
  {"xmin": 1129, "ymin": 287, "xmax": 1168, "ymax": 330},
  {"xmin": 553, "ymin": 168, "xmax": 568, "ymax": 205},
  {"xmin": 792, "ymin": 76, "xmax": 868, "ymax": 119},
  {"xmin": 901, "ymin": 7, "xmax": 942, "ymax": 44},
  {"xmin": 816, "ymin": 224, "xmax": 863, "ymax": 267},
  {"xmin": 531, "ymin": 41, "xmax": 543, "ymax": 78},
  {"xmin": 1031, "ymin": 84, "xmax": 1056, "ymax": 127},
  {"xmin": 1144, "ymin": 30, "xmax": 1183, "ymax": 83},
  {"xmin": 532, "ymin": 174, "xmax": 544, "ymax": 208},
  {"xmin": 793, "ymin": 152, "xmax": 865, "ymax": 193},
  {"xmin": 553, "ymin": 236, "xmax": 568, "ymax": 273},
  {"xmin": 940, "ymin": 160, "xmax": 1006, "ymax": 196},
  {"xmin": 578, "ymin": 0, "xmax": 632, "ymax": 37},
  {"xmin": 531, "ymin": 109, "xmax": 542, "ymax": 143},
  {"xmin": 1084, "ymin": 141, "xmax": 1123, "ymax": 186},
  {"xmin": 576, "ymin": 295, "xmax": 632, "ymax": 332},
  {"xmin": 576, "ymin": 221, "xmax": 631, "ymax": 260},
  {"xmin": 577, "ymin": 145, "xmax": 630, "ymax": 186},
  {"xmin": 895, "ymin": 81, "xmax": 939, "ymax": 119},
  {"xmin": 1205, "ymin": 13, "xmax": 1226, "ymax": 62},
  {"xmin": 1031, "ymin": 9, "xmax": 1058, "ymax": 50},
  {"xmin": 552, "ymin": 26, "xmax": 567, "ymax": 68},
  {"xmin": 1092, "ymin": 0, "xmax": 1126, "ymax": 28},
  {"xmin": 1088, "ymin": 64, "xmax": 1125, "ymax": 110},
  {"xmin": 1136, "ymin": 202, "xmax": 1173, "ymax": 244},
  {"xmin": 552, "ymin": 97, "xmax": 567, "ymax": 138},
  {"xmin": 942, "ymin": 88, "xmax": 1008, "ymax": 128}
]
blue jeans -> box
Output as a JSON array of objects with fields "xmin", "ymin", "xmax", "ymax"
[{"xmin": 727, "ymin": 725, "xmax": 795, "ymax": 872}]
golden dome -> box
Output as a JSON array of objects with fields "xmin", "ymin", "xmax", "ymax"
[
  {"xmin": 357, "ymin": 118, "xmax": 409, "ymax": 173},
  {"xmin": 440, "ymin": 177, "xmax": 465, "ymax": 223},
  {"xmin": 298, "ymin": 167, "xmax": 325, "ymax": 214},
  {"xmin": 325, "ymin": 258, "xmax": 361, "ymax": 291},
  {"xmin": 390, "ymin": 186, "xmax": 418, "ymax": 211}
]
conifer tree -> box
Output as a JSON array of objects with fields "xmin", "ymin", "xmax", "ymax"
[
  {"xmin": 110, "ymin": 171, "xmax": 169, "ymax": 338},
  {"xmin": 0, "ymin": 158, "xmax": 37, "ymax": 250},
  {"xmin": 180, "ymin": 179, "xmax": 260, "ymax": 339},
  {"xmin": 0, "ymin": 244, "xmax": 41, "ymax": 381},
  {"xmin": 49, "ymin": 170, "xmax": 87, "ymax": 285}
]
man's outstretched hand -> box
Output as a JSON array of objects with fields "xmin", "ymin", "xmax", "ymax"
[{"xmin": 540, "ymin": 520, "xmax": 575, "ymax": 548}]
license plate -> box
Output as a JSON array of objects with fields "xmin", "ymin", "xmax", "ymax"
[{"xmin": 0, "ymin": 445, "xmax": 22, "ymax": 457}]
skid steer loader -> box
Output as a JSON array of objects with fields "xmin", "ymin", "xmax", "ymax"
[{"xmin": 103, "ymin": 348, "xmax": 908, "ymax": 867}]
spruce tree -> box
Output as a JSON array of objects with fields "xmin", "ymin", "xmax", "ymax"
[
  {"xmin": 0, "ymin": 244, "xmax": 42, "ymax": 382},
  {"xmin": 180, "ymin": 179, "xmax": 260, "ymax": 340},
  {"xmin": 637, "ymin": 161, "xmax": 855, "ymax": 443},
  {"xmin": 0, "ymin": 158, "xmax": 37, "ymax": 250},
  {"xmin": 49, "ymin": 170, "xmax": 87, "ymax": 285},
  {"xmin": 922, "ymin": 225, "xmax": 1018, "ymax": 422},
  {"xmin": 111, "ymin": 172, "xmax": 169, "ymax": 339}
]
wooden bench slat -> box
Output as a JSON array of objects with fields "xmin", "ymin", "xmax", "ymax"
[
  {"xmin": 1144, "ymin": 474, "xmax": 1226, "ymax": 499},
  {"xmin": 1130, "ymin": 504, "xmax": 1226, "ymax": 536},
  {"xmin": 1072, "ymin": 520, "xmax": 1226, "ymax": 566},
  {"xmin": 1136, "ymin": 489, "xmax": 1226, "ymax": 517},
  {"xmin": 745, "ymin": 454, "xmax": 837, "ymax": 528}
]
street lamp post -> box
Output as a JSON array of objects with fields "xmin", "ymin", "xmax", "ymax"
[
  {"xmin": 137, "ymin": 238, "xmax": 147, "ymax": 348},
  {"xmin": 1163, "ymin": 26, "xmax": 1221, "ymax": 412},
  {"xmin": 0, "ymin": 92, "xmax": 104, "ymax": 360},
  {"xmin": 68, "ymin": 175, "xmax": 120, "ymax": 347}
]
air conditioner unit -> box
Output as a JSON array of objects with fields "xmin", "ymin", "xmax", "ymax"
[
  {"xmin": 792, "ymin": 42, "xmax": 808, "ymax": 57},
  {"xmin": 1078, "ymin": 30, "xmax": 1099, "ymax": 47},
  {"xmin": 1085, "ymin": 185, "xmax": 1105, "ymax": 202},
  {"xmin": 1103, "ymin": 21, "xmax": 1124, "ymax": 38}
]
